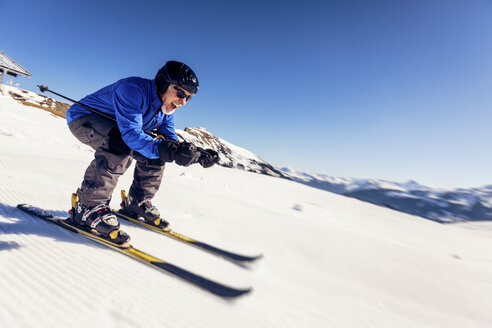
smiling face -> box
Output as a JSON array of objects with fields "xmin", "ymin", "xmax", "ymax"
[{"xmin": 160, "ymin": 84, "xmax": 193, "ymax": 115}]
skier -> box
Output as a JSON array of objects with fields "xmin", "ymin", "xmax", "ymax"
[{"xmin": 66, "ymin": 60, "xmax": 218, "ymax": 243}]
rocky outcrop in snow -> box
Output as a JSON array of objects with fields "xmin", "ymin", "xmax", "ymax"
[
  {"xmin": 176, "ymin": 127, "xmax": 290, "ymax": 178},
  {"xmin": 3, "ymin": 84, "xmax": 69, "ymax": 118}
]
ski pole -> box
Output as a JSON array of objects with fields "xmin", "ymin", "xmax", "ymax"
[{"xmin": 37, "ymin": 85, "xmax": 116, "ymax": 122}]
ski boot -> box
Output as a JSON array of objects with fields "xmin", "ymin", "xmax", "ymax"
[
  {"xmin": 119, "ymin": 190, "xmax": 169, "ymax": 228},
  {"xmin": 69, "ymin": 193, "xmax": 130, "ymax": 244}
]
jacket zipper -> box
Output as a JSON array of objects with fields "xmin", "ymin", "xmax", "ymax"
[{"xmin": 143, "ymin": 107, "xmax": 162, "ymax": 131}]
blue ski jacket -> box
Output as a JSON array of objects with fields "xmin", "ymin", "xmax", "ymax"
[{"xmin": 66, "ymin": 77, "xmax": 178, "ymax": 159}]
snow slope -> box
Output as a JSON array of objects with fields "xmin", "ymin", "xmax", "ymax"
[{"xmin": 2, "ymin": 90, "xmax": 492, "ymax": 327}]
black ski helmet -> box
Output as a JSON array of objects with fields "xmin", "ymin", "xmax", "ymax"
[{"xmin": 155, "ymin": 60, "xmax": 199, "ymax": 96}]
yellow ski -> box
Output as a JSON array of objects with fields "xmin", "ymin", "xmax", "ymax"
[
  {"xmin": 115, "ymin": 190, "xmax": 262, "ymax": 263},
  {"xmin": 17, "ymin": 203, "xmax": 252, "ymax": 298}
]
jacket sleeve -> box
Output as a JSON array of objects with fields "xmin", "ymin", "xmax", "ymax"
[
  {"xmin": 112, "ymin": 83, "xmax": 161, "ymax": 159},
  {"xmin": 156, "ymin": 115, "xmax": 179, "ymax": 141}
]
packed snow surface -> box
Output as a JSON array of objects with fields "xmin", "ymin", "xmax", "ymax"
[{"xmin": 2, "ymin": 90, "xmax": 492, "ymax": 328}]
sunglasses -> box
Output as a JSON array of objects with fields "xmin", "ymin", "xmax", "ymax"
[{"xmin": 173, "ymin": 86, "xmax": 192, "ymax": 101}]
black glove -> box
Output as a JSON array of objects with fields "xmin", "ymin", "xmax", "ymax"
[
  {"xmin": 158, "ymin": 140, "xmax": 201, "ymax": 167},
  {"xmin": 198, "ymin": 148, "xmax": 219, "ymax": 168}
]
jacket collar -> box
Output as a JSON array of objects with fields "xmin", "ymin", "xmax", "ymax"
[{"xmin": 151, "ymin": 79, "xmax": 163, "ymax": 110}]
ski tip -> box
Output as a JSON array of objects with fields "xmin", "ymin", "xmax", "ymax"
[
  {"xmin": 234, "ymin": 253, "xmax": 264, "ymax": 263},
  {"xmin": 210, "ymin": 285, "xmax": 252, "ymax": 298},
  {"xmin": 250, "ymin": 253, "xmax": 264, "ymax": 261},
  {"xmin": 225, "ymin": 287, "xmax": 253, "ymax": 298},
  {"xmin": 17, "ymin": 203, "xmax": 38, "ymax": 213}
]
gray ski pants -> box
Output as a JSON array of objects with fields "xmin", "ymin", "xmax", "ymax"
[{"xmin": 68, "ymin": 114, "xmax": 165, "ymax": 207}]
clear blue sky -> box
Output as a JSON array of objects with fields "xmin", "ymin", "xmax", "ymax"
[{"xmin": 2, "ymin": 0, "xmax": 492, "ymax": 189}]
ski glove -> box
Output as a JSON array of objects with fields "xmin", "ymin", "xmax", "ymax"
[
  {"xmin": 158, "ymin": 140, "xmax": 201, "ymax": 167},
  {"xmin": 198, "ymin": 148, "xmax": 219, "ymax": 168}
]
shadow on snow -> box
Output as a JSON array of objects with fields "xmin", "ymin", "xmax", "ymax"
[{"xmin": 0, "ymin": 202, "xmax": 107, "ymax": 251}]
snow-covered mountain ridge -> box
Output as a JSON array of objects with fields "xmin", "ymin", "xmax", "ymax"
[
  {"xmin": 176, "ymin": 127, "xmax": 289, "ymax": 178},
  {"xmin": 279, "ymin": 168, "xmax": 492, "ymax": 223},
  {"xmin": 4, "ymin": 84, "xmax": 490, "ymax": 224}
]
